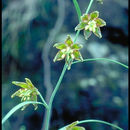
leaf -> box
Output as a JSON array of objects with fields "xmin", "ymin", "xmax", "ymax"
[
  {"xmin": 53, "ymin": 43, "xmax": 67, "ymax": 49},
  {"xmin": 95, "ymin": 18, "xmax": 106, "ymax": 27},
  {"xmin": 93, "ymin": 27, "xmax": 102, "ymax": 38},
  {"xmin": 53, "ymin": 51, "xmax": 65, "ymax": 62},
  {"xmin": 12, "ymin": 81, "xmax": 28, "ymax": 89},
  {"xmin": 73, "ymin": 50, "xmax": 83, "ymax": 61},
  {"xmin": 75, "ymin": 22, "xmax": 86, "ymax": 31},
  {"xmin": 71, "ymin": 44, "xmax": 83, "ymax": 50},
  {"xmin": 84, "ymin": 30, "xmax": 92, "ymax": 40},
  {"xmin": 65, "ymin": 35, "xmax": 73, "ymax": 46},
  {"xmin": 2, "ymin": 101, "xmax": 44, "ymax": 124},
  {"xmin": 90, "ymin": 11, "xmax": 99, "ymax": 20}
]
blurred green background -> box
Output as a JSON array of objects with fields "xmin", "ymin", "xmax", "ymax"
[{"xmin": 2, "ymin": 0, "xmax": 128, "ymax": 130}]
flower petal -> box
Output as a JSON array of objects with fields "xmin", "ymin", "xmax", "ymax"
[
  {"xmin": 71, "ymin": 126, "xmax": 86, "ymax": 130},
  {"xmin": 95, "ymin": 18, "xmax": 106, "ymax": 27},
  {"xmin": 73, "ymin": 50, "xmax": 83, "ymax": 61},
  {"xmin": 84, "ymin": 29, "xmax": 92, "ymax": 40},
  {"xmin": 93, "ymin": 27, "xmax": 102, "ymax": 38},
  {"xmin": 25, "ymin": 78, "xmax": 35, "ymax": 89},
  {"xmin": 12, "ymin": 81, "xmax": 28, "ymax": 89},
  {"xmin": 11, "ymin": 89, "xmax": 23, "ymax": 98},
  {"xmin": 53, "ymin": 51, "xmax": 65, "ymax": 62},
  {"xmin": 75, "ymin": 22, "xmax": 86, "ymax": 31},
  {"xmin": 53, "ymin": 43, "xmax": 67, "ymax": 49},
  {"xmin": 65, "ymin": 35, "xmax": 73, "ymax": 46},
  {"xmin": 90, "ymin": 11, "xmax": 99, "ymax": 20},
  {"xmin": 71, "ymin": 44, "xmax": 83, "ymax": 50},
  {"xmin": 81, "ymin": 14, "xmax": 90, "ymax": 22}
]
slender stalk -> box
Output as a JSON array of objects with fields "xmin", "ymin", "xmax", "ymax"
[
  {"xmin": 78, "ymin": 120, "xmax": 123, "ymax": 130},
  {"xmin": 37, "ymin": 91, "xmax": 48, "ymax": 109},
  {"xmin": 44, "ymin": 0, "xmax": 94, "ymax": 129},
  {"xmin": 86, "ymin": 0, "xmax": 94, "ymax": 14},
  {"xmin": 74, "ymin": 30, "xmax": 80, "ymax": 43},
  {"xmin": 72, "ymin": 58, "xmax": 128, "ymax": 69},
  {"xmin": 72, "ymin": 0, "xmax": 82, "ymax": 22},
  {"xmin": 45, "ymin": 64, "xmax": 68, "ymax": 130}
]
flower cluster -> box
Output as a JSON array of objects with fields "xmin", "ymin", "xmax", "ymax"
[
  {"xmin": 75, "ymin": 11, "xmax": 106, "ymax": 40},
  {"xmin": 11, "ymin": 78, "xmax": 38, "ymax": 110},
  {"xmin": 53, "ymin": 35, "xmax": 83, "ymax": 70}
]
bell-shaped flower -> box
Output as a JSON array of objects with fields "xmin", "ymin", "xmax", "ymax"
[
  {"xmin": 75, "ymin": 11, "xmax": 106, "ymax": 40},
  {"xmin": 53, "ymin": 35, "xmax": 83, "ymax": 70},
  {"xmin": 11, "ymin": 78, "xmax": 39, "ymax": 110}
]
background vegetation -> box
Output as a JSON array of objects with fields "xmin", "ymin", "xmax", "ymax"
[{"xmin": 2, "ymin": 0, "xmax": 128, "ymax": 130}]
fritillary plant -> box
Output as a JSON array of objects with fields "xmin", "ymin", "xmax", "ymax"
[{"xmin": 2, "ymin": 0, "xmax": 128, "ymax": 130}]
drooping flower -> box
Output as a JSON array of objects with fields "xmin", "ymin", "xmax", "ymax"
[
  {"xmin": 11, "ymin": 78, "xmax": 38, "ymax": 110},
  {"xmin": 53, "ymin": 35, "xmax": 83, "ymax": 70},
  {"xmin": 75, "ymin": 11, "xmax": 106, "ymax": 40}
]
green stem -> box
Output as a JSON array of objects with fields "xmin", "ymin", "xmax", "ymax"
[
  {"xmin": 45, "ymin": 64, "xmax": 68, "ymax": 130},
  {"xmin": 86, "ymin": 0, "xmax": 94, "ymax": 14},
  {"xmin": 78, "ymin": 119, "xmax": 123, "ymax": 130},
  {"xmin": 37, "ymin": 91, "xmax": 48, "ymax": 109},
  {"xmin": 72, "ymin": 58, "xmax": 128, "ymax": 69},
  {"xmin": 74, "ymin": 30, "xmax": 80, "ymax": 43},
  {"xmin": 72, "ymin": 0, "xmax": 82, "ymax": 22},
  {"xmin": 45, "ymin": 0, "xmax": 94, "ymax": 129}
]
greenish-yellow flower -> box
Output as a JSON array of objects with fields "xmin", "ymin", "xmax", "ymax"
[
  {"xmin": 75, "ymin": 11, "xmax": 106, "ymax": 40},
  {"xmin": 11, "ymin": 78, "xmax": 38, "ymax": 110},
  {"xmin": 53, "ymin": 35, "xmax": 83, "ymax": 70}
]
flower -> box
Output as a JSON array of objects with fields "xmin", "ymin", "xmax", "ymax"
[
  {"xmin": 53, "ymin": 35, "xmax": 83, "ymax": 70},
  {"xmin": 11, "ymin": 78, "xmax": 38, "ymax": 110},
  {"xmin": 66, "ymin": 121, "xmax": 85, "ymax": 130},
  {"xmin": 97, "ymin": 0, "xmax": 103, "ymax": 4},
  {"xmin": 75, "ymin": 11, "xmax": 106, "ymax": 40}
]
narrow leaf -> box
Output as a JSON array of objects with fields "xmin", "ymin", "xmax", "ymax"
[{"xmin": 2, "ymin": 101, "xmax": 44, "ymax": 124}]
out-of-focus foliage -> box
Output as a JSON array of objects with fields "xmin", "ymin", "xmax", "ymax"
[{"xmin": 2, "ymin": 0, "xmax": 128, "ymax": 130}]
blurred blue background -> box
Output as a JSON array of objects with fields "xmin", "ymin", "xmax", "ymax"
[{"xmin": 2, "ymin": 0, "xmax": 128, "ymax": 130}]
